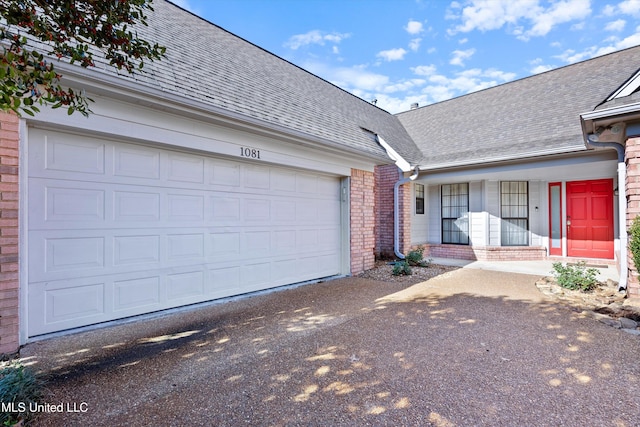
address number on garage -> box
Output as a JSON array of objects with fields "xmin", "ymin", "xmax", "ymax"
[{"xmin": 239, "ymin": 147, "xmax": 261, "ymax": 159}]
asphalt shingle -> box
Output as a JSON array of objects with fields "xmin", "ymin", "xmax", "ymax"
[
  {"xmin": 396, "ymin": 46, "xmax": 640, "ymax": 169},
  {"xmin": 80, "ymin": 0, "xmax": 422, "ymax": 165}
]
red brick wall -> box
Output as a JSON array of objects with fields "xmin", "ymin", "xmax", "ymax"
[
  {"xmin": 0, "ymin": 111, "xmax": 20, "ymax": 355},
  {"xmin": 373, "ymin": 165, "xmax": 413, "ymax": 260},
  {"xmin": 625, "ymin": 137, "xmax": 640, "ymax": 298},
  {"xmin": 399, "ymin": 179, "xmax": 412, "ymax": 256},
  {"xmin": 350, "ymin": 168, "xmax": 375, "ymax": 274},
  {"xmin": 374, "ymin": 165, "xmax": 396, "ymax": 258},
  {"xmin": 423, "ymin": 244, "xmax": 546, "ymax": 261}
]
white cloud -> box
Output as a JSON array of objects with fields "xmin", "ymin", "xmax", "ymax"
[
  {"xmin": 377, "ymin": 48, "xmax": 408, "ymax": 61},
  {"xmin": 529, "ymin": 57, "xmax": 554, "ymax": 74},
  {"xmin": 381, "ymin": 79, "xmax": 428, "ymax": 93},
  {"xmin": 447, "ymin": 0, "xmax": 591, "ymax": 40},
  {"xmin": 303, "ymin": 61, "xmax": 389, "ymax": 91},
  {"xmin": 605, "ymin": 19, "xmax": 626, "ymax": 32},
  {"xmin": 531, "ymin": 64, "xmax": 554, "ymax": 74},
  {"xmin": 448, "ymin": 0, "xmax": 541, "ymax": 33},
  {"xmin": 405, "ymin": 20, "xmax": 425, "ymax": 35},
  {"xmin": 459, "ymin": 38, "xmax": 469, "ymax": 44},
  {"xmin": 619, "ymin": 0, "xmax": 640, "ymax": 16},
  {"xmin": 553, "ymin": 24, "xmax": 640, "ymax": 64},
  {"xmin": 284, "ymin": 30, "xmax": 351, "ymax": 50},
  {"xmin": 409, "ymin": 38, "xmax": 422, "ymax": 52},
  {"xmin": 411, "ymin": 64, "xmax": 437, "ymax": 76},
  {"xmin": 450, "ymin": 48, "xmax": 475, "ymax": 66},
  {"xmin": 525, "ymin": 0, "xmax": 591, "ymax": 39},
  {"xmin": 427, "ymin": 67, "xmax": 515, "ymax": 95}
]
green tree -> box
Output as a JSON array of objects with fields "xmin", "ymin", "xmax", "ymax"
[{"xmin": 1, "ymin": 0, "xmax": 166, "ymax": 116}]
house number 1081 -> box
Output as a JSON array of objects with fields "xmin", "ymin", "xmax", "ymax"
[{"xmin": 240, "ymin": 147, "xmax": 261, "ymax": 159}]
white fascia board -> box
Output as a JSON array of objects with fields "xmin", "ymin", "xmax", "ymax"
[
  {"xmin": 416, "ymin": 146, "xmax": 586, "ymax": 171},
  {"xmin": 375, "ymin": 135, "xmax": 412, "ymax": 172},
  {"xmin": 53, "ymin": 63, "xmax": 390, "ymax": 165},
  {"xmin": 580, "ymin": 102, "xmax": 640, "ymax": 122}
]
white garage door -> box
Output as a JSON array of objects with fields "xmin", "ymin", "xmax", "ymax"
[{"xmin": 27, "ymin": 129, "xmax": 343, "ymax": 336}]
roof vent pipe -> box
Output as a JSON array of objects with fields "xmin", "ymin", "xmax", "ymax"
[
  {"xmin": 410, "ymin": 103, "xmax": 419, "ymax": 110},
  {"xmin": 394, "ymin": 168, "xmax": 420, "ymax": 259}
]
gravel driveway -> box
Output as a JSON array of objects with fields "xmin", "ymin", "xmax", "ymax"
[{"xmin": 20, "ymin": 269, "xmax": 640, "ymax": 426}]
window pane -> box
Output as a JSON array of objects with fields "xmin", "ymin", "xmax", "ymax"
[
  {"xmin": 501, "ymin": 219, "xmax": 529, "ymax": 246},
  {"xmin": 441, "ymin": 183, "xmax": 469, "ymax": 244},
  {"xmin": 550, "ymin": 185, "xmax": 561, "ymax": 248},
  {"xmin": 415, "ymin": 184, "xmax": 425, "ymax": 215},
  {"xmin": 500, "ymin": 181, "xmax": 528, "ymax": 246}
]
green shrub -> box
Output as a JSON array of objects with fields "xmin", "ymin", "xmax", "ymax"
[
  {"xmin": 629, "ymin": 216, "xmax": 640, "ymax": 273},
  {"xmin": 392, "ymin": 261, "xmax": 412, "ymax": 276},
  {"xmin": 0, "ymin": 360, "xmax": 44, "ymax": 426},
  {"xmin": 551, "ymin": 261, "xmax": 599, "ymax": 292},
  {"xmin": 405, "ymin": 246, "xmax": 431, "ymax": 267}
]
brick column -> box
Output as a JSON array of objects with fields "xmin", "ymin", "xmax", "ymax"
[
  {"xmin": 399, "ymin": 179, "xmax": 412, "ymax": 255},
  {"xmin": 625, "ymin": 137, "xmax": 640, "ymax": 298},
  {"xmin": 0, "ymin": 111, "xmax": 20, "ymax": 355},
  {"xmin": 350, "ymin": 168, "xmax": 375, "ymax": 275},
  {"xmin": 374, "ymin": 164, "xmax": 397, "ymax": 258}
]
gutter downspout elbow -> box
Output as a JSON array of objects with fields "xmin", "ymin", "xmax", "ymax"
[
  {"xmin": 394, "ymin": 168, "xmax": 419, "ymax": 259},
  {"xmin": 586, "ymin": 134, "xmax": 627, "ymax": 291}
]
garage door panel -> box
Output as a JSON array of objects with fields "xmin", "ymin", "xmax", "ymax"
[
  {"xmin": 167, "ymin": 233, "xmax": 205, "ymax": 261},
  {"xmin": 114, "ymin": 145, "xmax": 161, "ymax": 179},
  {"xmin": 167, "ymin": 194, "xmax": 205, "ymax": 222},
  {"xmin": 46, "ymin": 236, "xmax": 105, "ymax": 273},
  {"xmin": 210, "ymin": 160, "xmax": 241, "ymax": 187},
  {"xmin": 45, "ymin": 135, "xmax": 106, "ymax": 175},
  {"xmin": 28, "ymin": 129, "xmax": 343, "ymax": 337},
  {"xmin": 207, "ymin": 266, "xmax": 240, "ymax": 297},
  {"xmin": 167, "ymin": 153, "xmax": 205, "ymax": 184},
  {"xmin": 271, "ymin": 170, "xmax": 296, "ymax": 192},
  {"xmin": 273, "ymin": 200, "xmax": 296, "ymax": 222},
  {"xmin": 114, "ymin": 235, "xmax": 161, "ymax": 265},
  {"xmin": 167, "ymin": 271, "xmax": 205, "ymax": 300},
  {"xmin": 114, "ymin": 276, "xmax": 160, "ymax": 311},
  {"xmin": 244, "ymin": 165, "xmax": 270, "ymax": 189}
]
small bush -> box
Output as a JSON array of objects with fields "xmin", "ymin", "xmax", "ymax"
[
  {"xmin": 551, "ymin": 261, "xmax": 599, "ymax": 292},
  {"xmin": 405, "ymin": 247, "xmax": 431, "ymax": 267},
  {"xmin": 0, "ymin": 360, "xmax": 44, "ymax": 426},
  {"xmin": 392, "ymin": 261, "xmax": 412, "ymax": 276}
]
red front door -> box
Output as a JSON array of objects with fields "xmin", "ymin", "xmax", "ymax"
[{"xmin": 566, "ymin": 179, "xmax": 614, "ymax": 259}]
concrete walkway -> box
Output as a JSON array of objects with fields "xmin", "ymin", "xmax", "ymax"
[
  {"xmin": 430, "ymin": 257, "xmax": 620, "ymax": 283},
  {"xmin": 19, "ymin": 269, "xmax": 639, "ymax": 426}
]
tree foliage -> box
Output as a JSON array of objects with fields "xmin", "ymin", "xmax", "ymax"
[{"xmin": 1, "ymin": 0, "xmax": 166, "ymax": 116}]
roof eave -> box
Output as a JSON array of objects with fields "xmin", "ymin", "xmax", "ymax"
[
  {"xmin": 54, "ymin": 62, "xmax": 392, "ymax": 164},
  {"xmin": 416, "ymin": 146, "xmax": 587, "ymax": 172}
]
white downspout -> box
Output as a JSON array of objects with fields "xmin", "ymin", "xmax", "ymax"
[
  {"xmin": 586, "ymin": 134, "xmax": 627, "ymax": 290},
  {"xmin": 374, "ymin": 135, "xmax": 418, "ymax": 259},
  {"xmin": 394, "ymin": 168, "xmax": 419, "ymax": 259},
  {"xmin": 617, "ymin": 162, "xmax": 628, "ymax": 291}
]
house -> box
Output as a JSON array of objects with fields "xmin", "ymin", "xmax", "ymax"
[
  {"xmin": 387, "ymin": 46, "xmax": 640, "ymax": 269},
  {"xmin": 1, "ymin": 0, "xmax": 640, "ymax": 355}
]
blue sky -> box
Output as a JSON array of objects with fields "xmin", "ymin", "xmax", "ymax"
[{"xmin": 171, "ymin": 0, "xmax": 640, "ymax": 113}]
